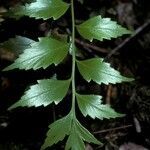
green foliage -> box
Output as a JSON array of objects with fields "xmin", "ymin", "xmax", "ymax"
[
  {"xmin": 41, "ymin": 114, "xmax": 72, "ymax": 150},
  {"xmin": 4, "ymin": 37, "xmax": 69, "ymax": 70},
  {"xmin": 42, "ymin": 113, "xmax": 101, "ymax": 150},
  {"xmin": 0, "ymin": 36, "xmax": 34, "ymax": 54},
  {"xmin": 8, "ymin": 79, "xmax": 70, "ymax": 109},
  {"xmin": 2, "ymin": 0, "xmax": 134, "ymax": 149},
  {"xmin": 77, "ymin": 58, "xmax": 134, "ymax": 85},
  {"xmin": 65, "ymin": 118, "xmax": 101, "ymax": 150},
  {"xmin": 76, "ymin": 93, "xmax": 123, "ymax": 119},
  {"xmin": 77, "ymin": 15, "xmax": 131, "ymax": 41},
  {"xmin": 8, "ymin": 0, "xmax": 69, "ymax": 20}
]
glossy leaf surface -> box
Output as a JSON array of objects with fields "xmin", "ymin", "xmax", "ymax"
[
  {"xmin": 76, "ymin": 93, "xmax": 123, "ymax": 119},
  {"xmin": 65, "ymin": 119, "xmax": 101, "ymax": 150},
  {"xmin": 42, "ymin": 113, "xmax": 101, "ymax": 150},
  {"xmin": 77, "ymin": 15, "xmax": 131, "ymax": 41},
  {"xmin": 41, "ymin": 114, "xmax": 72, "ymax": 150},
  {"xmin": 0, "ymin": 36, "xmax": 34, "ymax": 54},
  {"xmin": 77, "ymin": 58, "xmax": 134, "ymax": 85},
  {"xmin": 8, "ymin": 79, "xmax": 70, "ymax": 109},
  {"xmin": 9, "ymin": 0, "xmax": 70, "ymax": 20},
  {"xmin": 4, "ymin": 37, "xmax": 69, "ymax": 70}
]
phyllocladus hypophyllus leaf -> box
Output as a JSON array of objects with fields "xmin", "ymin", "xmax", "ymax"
[
  {"xmin": 8, "ymin": 0, "xmax": 70, "ymax": 20},
  {"xmin": 76, "ymin": 93, "xmax": 124, "ymax": 120},
  {"xmin": 3, "ymin": 37, "xmax": 69, "ymax": 71},
  {"xmin": 2, "ymin": 0, "xmax": 134, "ymax": 149},
  {"xmin": 8, "ymin": 79, "xmax": 71, "ymax": 110},
  {"xmin": 77, "ymin": 58, "xmax": 134, "ymax": 85},
  {"xmin": 76, "ymin": 15, "xmax": 132, "ymax": 42},
  {"xmin": 65, "ymin": 118, "xmax": 101, "ymax": 150},
  {"xmin": 41, "ymin": 114, "xmax": 72, "ymax": 150},
  {"xmin": 0, "ymin": 36, "xmax": 34, "ymax": 55},
  {"xmin": 42, "ymin": 113, "xmax": 101, "ymax": 150}
]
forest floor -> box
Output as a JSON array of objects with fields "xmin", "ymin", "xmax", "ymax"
[{"xmin": 0, "ymin": 0, "xmax": 150, "ymax": 150}]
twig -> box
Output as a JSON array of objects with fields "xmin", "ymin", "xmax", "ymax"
[
  {"xmin": 106, "ymin": 85, "xmax": 112, "ymax": 105},
  {"xmin": 94, "ymin": 124, "xmax": 132, "ymax": 134},
  {"xmin": 51, "ymin": 28, "xmax": 109, "ymax": 54},
  {"xmin": 75, "ymin": 38, "xmax": 109, "ymax": 54},
  {"xmin": 105, "ymin": 20, "xmax": 150, "ymax": 60}
]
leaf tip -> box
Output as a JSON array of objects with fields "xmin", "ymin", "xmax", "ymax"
[
  {"xmin": 123, "ymin": 76, "xmax": 135, "ymax": 82},
  {"xmin": 128, "ymin": 29, "xmax": 134, "ymax": 35},
  {"xmin": 2, "ymin": 64, "xmax": 17, "ymax": 71},
  {"xmin": 7, "ymin": 105, "xmax": 16, "ymax": 111},
  {"xmin": 40, "ymin": 144, "xmax": 47, "ymax": 150},
  {"xmin": 116, "ymin": 113, "xmax": 126, "ymax": 118},
  {"xmin": 124, "ymin": 29, "xmax": 133, "ymax": 35},
  {"xmin": 2, "ymin": 67, "xmax": 8, "ymax": 72}
]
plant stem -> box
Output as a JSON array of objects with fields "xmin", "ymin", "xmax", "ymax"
[{"xmin": 71, "ymin": 0, "xmax": 76, "ymax": 116}]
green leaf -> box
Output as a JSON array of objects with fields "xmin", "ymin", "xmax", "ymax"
[
  {"xmin": 77, "ymin": 58, "xmax": 134, "ymax": 85},
  {"xmin": 8, "ymin": 0, "xmax": 70, "ymax": 20},
  {"xmin": 8, "ymin": 79, "xmax": 70, "ymax": 110},
  {"xmin": 76, "ymin": 15, "xmax": 131, "ymax": 42},
  {"xmin": 0, "ymin": 36, "xmax": 34, "ymax": 55},
  {"xmin": 41, "ymin": 114, "xmax": 72, "ymax": 150},
  {"xmin": 3, "ymin": 37, "xmax": 69, "ymax": 71},
  {"xmin": 65, "ymin": 119, "xmax": 101, "ymax": 150},
  {"xmin": 76, "ymin": 93, "xmax": 123, "ymax": 119},
  {"xmin": 65, "ymin": 126, "xmax": 85, "ymax": 150},
  {"xmin": 42, "ymin": 113, "xmax": 101, "ymax": 150}
]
